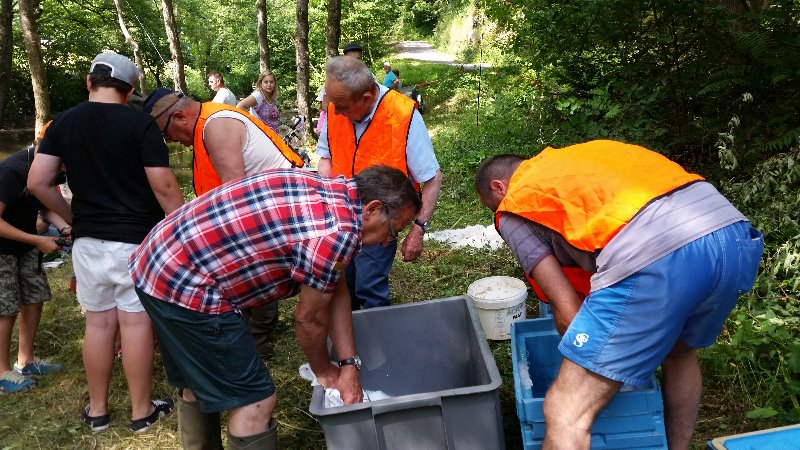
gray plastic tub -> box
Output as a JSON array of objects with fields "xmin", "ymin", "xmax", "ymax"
[{"xmin": 308, "ymin": 296, "xmax": 505, "ymax": 450}]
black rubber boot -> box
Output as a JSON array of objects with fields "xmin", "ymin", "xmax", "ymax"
[
  {"xmin": 227, "ymin": 418, "xmax": 277, "ymax": 450},
  {"xmin": 243, "ymin": 301, "xmax": 279, "ymax": 358},
  {"xmin": 177, "ymin": 390, "xmax": 223, "ymax": 450}
]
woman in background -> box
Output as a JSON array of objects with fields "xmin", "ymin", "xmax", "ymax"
[{"xmin": 237, "ymin": 70, "xmax": 280, "ymax": 133}]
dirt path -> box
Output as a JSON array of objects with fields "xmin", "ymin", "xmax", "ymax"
[{"xmin": 391, "ymin": 41, "xmax": 490, "ymax": 71}]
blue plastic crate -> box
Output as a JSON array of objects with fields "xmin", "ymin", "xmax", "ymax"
[
  {"xmin": 511, "ymin": 317, "xmax": 668, "ymax": 449},
  {"xmin": 706, "ymin": 424, "xmax": 800, "ymax": 449}
]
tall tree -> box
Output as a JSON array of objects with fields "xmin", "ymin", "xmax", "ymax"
[
  {"xmin": 160, "ymin": 0, "xmax": 187, "ymax": 92},
  {"xmin": 19, "ymin": 0, "xmax": 49, "ymax": 135},
  {"xmin": 113, "ymin": 0, "xmax": 146, "ymax": 94},
  {"xmin": 257, "ymin": 0, "xmax": 269, "ymax": 71},
  {"xmin": 295, "ymin": 0, "xmax": 310, "ymax": 137},
  {"xmin": 325, "ymin": 0, "xmax": 341, "ymax": 58},
  {"xmin": 0, "ymin": 0, "xmax": 12, "ymax": 125}
]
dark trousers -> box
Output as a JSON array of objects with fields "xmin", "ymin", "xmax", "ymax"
[
  {"xmin": 346, "ymin": 241, "xmax": 396, "ymax": 310},
  {"xmin": 243, "ymin": 301, "xmax": 279, "ymax": 356}
]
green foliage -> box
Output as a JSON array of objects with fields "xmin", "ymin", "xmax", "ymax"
[
  {"xmin": 478, "ymin": 0, "xmax": 800, "ymax": 168},
  {"xmin": 700, "ymin": 144, "xmax": 800, "ymax": 424}
]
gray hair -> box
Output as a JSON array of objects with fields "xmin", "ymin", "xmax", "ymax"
[
  {"xmin": 163, "ymin": 96, "xmax": 192, "ymax": 117},
  {"xmin": 354, "ymin": 166, "xmax": 421, "ymax": 218},
  {"xmin": 326, "ymin": 56, "xmax": 376, "ymax": 99},
  {"xmin": 474, "ymin": 154, "xmax": 525, "ymax": 199}
]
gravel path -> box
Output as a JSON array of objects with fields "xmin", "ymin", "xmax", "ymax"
[{"xmin": 391, "ymin": 40, "xmax": 490, "ymax": 71}]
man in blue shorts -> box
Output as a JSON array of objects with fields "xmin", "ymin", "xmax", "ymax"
[
  {"xmin": 475, "ymin": 140, "xmax": 763, "ymax": 449},
  {"xmin": 129, "ymin": 166, "xmax": 420, "ymax": 449}
]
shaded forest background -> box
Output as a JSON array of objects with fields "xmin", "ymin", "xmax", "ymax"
[{"xmin": 1, "ymin": 0, "xmax": 800, "ymax": 438}]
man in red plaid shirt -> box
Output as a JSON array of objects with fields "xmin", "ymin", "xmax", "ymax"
[{"xmin": 129, "ymin": 166, "xmax": 420, "ymax": 450}]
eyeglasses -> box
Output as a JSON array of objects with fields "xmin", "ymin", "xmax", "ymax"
[
  {"xmin": 161, "ymin": 112, "xmax": 174, "ymax": 139},
  {"xmin": 383, "ymin": 203, "xmax": 397, "ymax": 241}
]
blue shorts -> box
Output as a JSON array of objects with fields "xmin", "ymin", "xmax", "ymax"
[
  {"xmin": 137, "ymin": 287, "xmax": 275, "ymax": 413},
  {"xmin": 559, "ymin": 221, "xmax": 763, "ymax": 386}
]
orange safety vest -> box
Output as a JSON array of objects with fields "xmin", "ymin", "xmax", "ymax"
[
  {"xmin": 192, "ymin": 103, "xmax": 305, "ymax": 196},
  {"xmin": 496, "ymin": 140, "xmax": 704, "ymax": 302},
  {"xmin": 327, "ymin": 89, "xmax": 416, "ymax": 180}
]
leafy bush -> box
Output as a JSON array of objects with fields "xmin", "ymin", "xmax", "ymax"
[{"xmin": 702, "ymin": 146, "xmax": 800, "ymax": 423}]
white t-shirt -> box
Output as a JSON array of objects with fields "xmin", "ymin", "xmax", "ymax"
[
  {"xmin": 203, "ymin": 109, "xmax": 293, "ymax": 174},
  {"xmin": 212, "ymin": 87, "xmax": 237, "ymax": 106}
]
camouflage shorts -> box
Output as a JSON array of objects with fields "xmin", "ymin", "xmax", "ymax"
[{"xmin": 0, "ymin": 249, "xmax": 52, "ymax": 317}]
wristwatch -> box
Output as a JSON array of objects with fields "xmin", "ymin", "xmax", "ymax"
[
  {"xmin": 338, "ymin": 355, "xmax": 362, "ymax": 370},
  {"xmin": 413, "ymin": 219, "xmax": 430, "ymax": 233}
]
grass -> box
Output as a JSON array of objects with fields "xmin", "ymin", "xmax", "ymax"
[{"xmin": 0, "ymin": 58, "xmax": 784, "ymax": 449}]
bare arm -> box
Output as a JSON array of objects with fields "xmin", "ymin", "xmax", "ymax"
[
  {"xmin": 400, "ymin": 169, "xmax": 443, "ymax": 261},
  {"xmin": 144, "ymin": 166, "xmax": 184, "ymax": 214},
  {"xmin": 530, "ymin": 254, "xmax": 583, "ymax": 334},
  {"xmin": 27, "ymin": 153, "xmax": 72, "ymax": 223},
  {"xmin": 325, "ymin": 276, "xmax": 362, "ymax": 403},
  {"xmin": 203, "ymin": 118, "xmax": 246, "ymax": 183},
  {"xmin": 236, "ymin": 95, "xmax": 257, "ymax": 111},
  {"xmin": 317, "ymin": 157, "xmax": 332, "ymax": 177},
  {"xmin": 0, "ymin": 202, "xmax": 59, "ymax": 254},
  {"xmin": 43, "ymin": 210, "xmax": 70, "ymax": 234},
  {"xmin": 295, "ymin": 278, "xmax": 363, "ymax": 404}
]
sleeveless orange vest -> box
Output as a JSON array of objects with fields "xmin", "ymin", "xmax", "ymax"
[
  {"xmin": 327, "ymin": 89, "xmax": 416, "ymax": 179},
  {"xmin": 496, "ymin": 140, "xmax": 704, "ymax": 302},
  {"xmin": 192, "ymin": 103, "xmax": 305, "ymax": 196}
]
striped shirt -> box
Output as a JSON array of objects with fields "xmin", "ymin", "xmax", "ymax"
[{"xmin": 129, "ymin": 169, "xmax": 362, "ymax": 314}]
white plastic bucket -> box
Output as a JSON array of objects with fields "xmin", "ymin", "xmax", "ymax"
[{"xmin": 467, "ymin": 276, "xmax": 527, "ymax": 340}]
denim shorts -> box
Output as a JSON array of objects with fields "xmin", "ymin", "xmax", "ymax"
[
  {"xmin": 137, "ymin": 287, "xmax": 275, "ymax": 413},
  {"xmin": 559, "ymin": 221, "xmax": 764, "ymax": 386}
]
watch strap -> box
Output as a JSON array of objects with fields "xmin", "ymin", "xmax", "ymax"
[
  {"xmin": 338, "ymin": 356, "xmax": 360, "ymax": 369},
  {"xmin": 413, "ymin": 219, "xmax": 429, "ymax": 232}
]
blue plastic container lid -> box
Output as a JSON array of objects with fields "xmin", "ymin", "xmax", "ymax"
[{"xmin": 709, "ymin": 424, "xmax": 800, "ymax": 449}]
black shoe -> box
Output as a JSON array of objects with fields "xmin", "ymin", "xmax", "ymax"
[
  {"xmin": 81, "ymin": 404, "xmax": 111, "ymax": 433},
  {"xmin": 131, "ymin": 398, "xmax": 175, "ymax": 433}
]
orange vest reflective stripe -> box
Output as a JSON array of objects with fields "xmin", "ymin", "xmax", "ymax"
[
  {"xmin": 496, "ymin": 140, "xmax": 704, "ymax": 302},
  {"xmin": 192, "ymin": 103, "xmax": 305, "ymax": 196},
  {"xmin": 327, "ymin": 89, "xmax": 416, "ymax": 179}
]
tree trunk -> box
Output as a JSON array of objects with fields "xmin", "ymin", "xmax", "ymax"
[
  {"xmin": 325, "ymin": 0, "xmax": 341, "ymax": 59},
  {"xmin": 295, "ymin": 0, "xmax": 310, "ymax": 139},
  {"xmin": 0, "ymin": 0, "xmax": 13, "ymax": 125},
  {"xmin": 113, "ymin": 0, "xmax": 146, "ymax": 94},
  {"xmin": 19, "ymin": 0, "xmax": 49, "ymax": 135},
  {"xmin": 257, "ymin": 0, "xmax": 269, "ymax": 71},
  {"xmin": 160, "ymin": 0, "xmax": 186, "ymax": 92}
]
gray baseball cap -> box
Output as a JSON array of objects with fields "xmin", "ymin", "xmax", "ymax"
[{"xmin": 90, "ymin": 51, "xmax": 141, "ymax": 87}]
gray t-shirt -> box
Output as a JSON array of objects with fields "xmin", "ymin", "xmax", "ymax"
[{"xmin": 498, "ymin": 181, "xmax": 747, "ymax": 291}]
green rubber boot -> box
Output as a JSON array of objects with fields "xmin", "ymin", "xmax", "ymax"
[
  {"xmin": 227, "ymin": 418, "xmax": 277, "ymax": 450},
  {"xmin": 177, "ymin": 391, "xmax": 223, "ymax": 450}
]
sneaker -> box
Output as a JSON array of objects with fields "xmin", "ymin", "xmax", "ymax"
[
  {"xmin": 14, "ymin": 358, "xmax": 62, "ymax": 376},
  {"xmin": 0, "ymin": 371, "xmax": 35, "ymax": 394},
  {"xmin": 81, "ymin": 404, "xmax": 110, "ymax": 432},
  {"xmin": 130, "ymin": 398, "xmax": 175, "ymax": 433}
]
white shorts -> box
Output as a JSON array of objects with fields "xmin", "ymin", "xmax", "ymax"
[{"xmin": 72, "ymin": 237, "xmax": 143, "ymax": 313}]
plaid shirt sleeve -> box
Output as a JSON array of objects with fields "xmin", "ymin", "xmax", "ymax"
[{"xmin": 291, "ymin": 229, "xmax": 359, "ymax": 293}]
